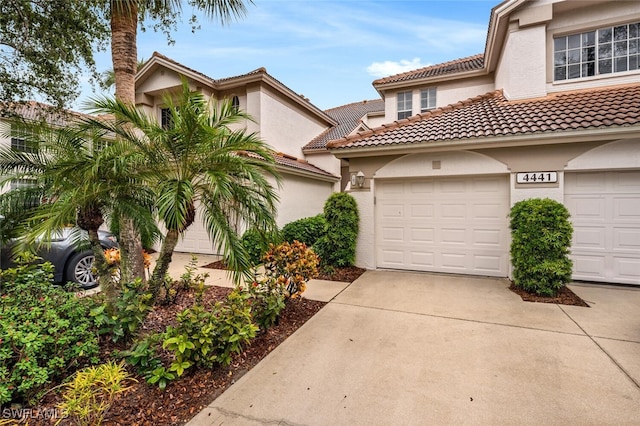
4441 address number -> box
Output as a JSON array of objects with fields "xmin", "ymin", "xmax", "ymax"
[{"xmin": 516, "ymin": 171, "xmax": 558, "ymax": 184}]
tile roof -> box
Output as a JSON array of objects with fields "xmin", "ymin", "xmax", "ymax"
[
  {"xmin": 328, "ymin": 84, "xmax": 640, "ymax": 151},
  {"xmin": 273, "ymin": 152, "xmax": 337, "ymax": 179},
  {"xmin": 373, "ymin": 54, "xmax": 485, "ymax": 86},
  {"xmin": 304, "ymin": 99, "xmax": 384, "ymax": 151},
  {"xmin": 0, "ymin": 101, "xmax": 91, "ymax": 126}
]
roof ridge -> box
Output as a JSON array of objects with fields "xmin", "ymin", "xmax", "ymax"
[
  {"xmin": 373, "ymin": 53, "xmax": 484, "ymax": 85},
  {"xmin": 324, "ymin": 98, "xmax": 383, "ymax": 113}
]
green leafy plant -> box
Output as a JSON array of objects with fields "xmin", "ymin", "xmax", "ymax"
[
  {"xmin": 56, "ymin": 361, "xmax": 135, "ymax": 426},
  {"xmin": 161, "ymin": 289, "xmax": 258, "ymax": 378},
  {"xmin": 0, "ymin": 259, "xmax": 99, "ymax": 405},
  {"xmin": 155, "ymin": 255, "xmax": 209, "ymax": 305},
  {"xmin": 240, "ymin": 228, "xmax": 282, "ymax": 267},
  {"xmin": 90, "ymin": 279, "xmax": 153, "ymax": 343},
  {"xmin": 281, "ymin": 214, "xmax": 326, "ymax": 246},
  {"xmin": 119, "ymin": 334, "xmax": 172, "ymax": 389},
  {"xmin": 509, "ymin": 198, "xmax": 574, "ymax": 296},
  {"xmin": 242, "ymin": 278, "xmax": 286, "ymax": 330},
  {"xmin": 313, "ymin": 193, "xmax": 359, "ymax": 267}
]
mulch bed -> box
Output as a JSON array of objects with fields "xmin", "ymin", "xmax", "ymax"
[
  {"xmin": 202, "ymin": 261, "xmax": 367, "ymax": 283},
  {"xmin": 28, "ymin": 286, "xmax": 326, "ymax": 426},
  {"xmin": 509, "ymin": 283, "xmax": 590, "ymax": 307}
]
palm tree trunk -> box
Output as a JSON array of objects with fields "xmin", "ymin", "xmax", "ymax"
[
  {"xmin": 149, "ymin": 228, "xmax": 180, "ymax": 301},
  {"xmin": 110, "ymin": 1, "xmax": 146, "ymax": 283},
  {"xmin": 87, "ymin": 228, "xmax": 118, "ymax": 309},
  {"xmin": 110, "ymin": 1, "xmax": 138, "ymax": 104}
]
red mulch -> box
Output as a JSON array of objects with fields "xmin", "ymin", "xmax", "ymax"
[
  {"xmin": 509, "ymin": 283, "xmax": 590, "ymax": 307},
  {"xmin": 203, "ymin": 261, "xmax": 367, "ymax": 283},
  {"xmin": 29, "ymin": 286, "xmax": 325, "ymax": 426}
]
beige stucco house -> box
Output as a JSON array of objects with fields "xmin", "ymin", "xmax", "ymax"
[
  {"xmin": 134, "ymin": 52, "xmax": 345, "ymax": 253},
  {"xmin": 328, "ymin": 0, "xmax": 640, "ymax": 285}
]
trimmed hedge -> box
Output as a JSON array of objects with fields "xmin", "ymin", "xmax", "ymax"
[
  {"xmin": 313, "ymin": 193, "xmax": 359, "ymax": 267},
  {"xmin": 281, "ymin": 214, "xmax": 326, "ymax": 246},
  {"xmin": 509, "ymin": 198, "xmax": 573, "ymax": 296}
]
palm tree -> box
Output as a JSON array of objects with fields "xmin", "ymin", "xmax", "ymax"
[
  {"xmin": 100, "ymin": 58, "xmax": 148, "ymax": 91},
  {"xmin": 108, "ymin": 0, "xmax": 252, "ymax": 283},
  {"xmin": 84, "ymin": 80, "xmax": 280, "ymax": 300},
  {"xmin": 0, "ymin": 117, "xmax": 157, "ymax": 310}
]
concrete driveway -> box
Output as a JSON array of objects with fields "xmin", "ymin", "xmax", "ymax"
[{"xmin": 188, "ymin": 270, "xmax": 640, "ymax": 425}]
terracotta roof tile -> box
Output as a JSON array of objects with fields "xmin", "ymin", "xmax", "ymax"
[
  {"xmin": 273, "ymin": 152, "xmax": 337, "ymax": 179},
  {"xmin": 328, "ymin": 84, "xmax": 640, "ymax": 150},
  {"xmin": 304, "ymin": 99, "xmax": 384, "ymax": 150},
  {"xmin": 373, "ymin": 54, "xmax": 485, "ymax": 86},
  {"xmin": 0, "ymin": 101, "xmax": 91, "ymax": 126}
]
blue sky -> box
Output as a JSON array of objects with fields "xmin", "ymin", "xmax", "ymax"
[{"xmin": 79, "ymin": 0, "xmax": 497, "ymax": 111}]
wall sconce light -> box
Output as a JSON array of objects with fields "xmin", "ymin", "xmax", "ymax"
[{"xmin": 355, "ymin": 170, "xmax": 365, "ymax": 188}]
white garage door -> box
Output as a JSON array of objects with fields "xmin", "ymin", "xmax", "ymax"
[
  {"xmin": 376, "ymin": 176, "xmax": 510, "ymax": 277},
  {"xmin": 565, "ymin": 171, "xmax": 640, "ymax": 285},
  {"xmin": 174, "ymin": 208, "xmax": 217, "ymax": 254}
]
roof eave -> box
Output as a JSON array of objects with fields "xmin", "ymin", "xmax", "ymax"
[
  {"xmin": 275, "ymin": 164, "xmax": 339, "ymax": 182},
  {"xmin": 373, "ymin": 68, "xmax": 489, "ymax": 93},
  {"xmin": 329, "ymin": 126, "xmax": 640, "ymax": 158}
]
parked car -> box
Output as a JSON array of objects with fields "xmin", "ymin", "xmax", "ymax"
[{"xmin": 0, "ymin": 227, "xmax": 119, "ymax": 289}]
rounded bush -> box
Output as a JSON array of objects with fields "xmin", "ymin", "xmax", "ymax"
[
  {"xmin": 509, "ymin": 198, "xmax": 573, "ymax": 296},
  {"xmin": 313, "ymin": 192, "xmax": 359, "ymax": 267},
  {"xmin": 281, "ymin": 214, "xmax": 326, "ymax": 246},
  {"xmin": 240, "ymin": 228, "xmax": 281, "ymax": 267}
]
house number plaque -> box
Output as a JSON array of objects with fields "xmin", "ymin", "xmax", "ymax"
[{"xmin": 516, "ymin": 171, "xmax": 558, "ymax": 184}]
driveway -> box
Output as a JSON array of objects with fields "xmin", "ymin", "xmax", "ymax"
[{"xmin": 188, "ymin": 270, "xmax": 640, "ymax": 425}]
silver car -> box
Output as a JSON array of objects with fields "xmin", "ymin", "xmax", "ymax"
[{"xmin": 0, "ymin": 227, "xmax": 119, "ymax": 289}]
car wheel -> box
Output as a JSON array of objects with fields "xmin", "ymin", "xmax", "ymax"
[{"xmin": 65, "ymin": 251, "xmax": 97, "ymax": 289}]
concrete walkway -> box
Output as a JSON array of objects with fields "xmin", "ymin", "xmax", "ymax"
[{"xmin": 186, "ymin": 269, "xmax": 640, "ymax": 425}]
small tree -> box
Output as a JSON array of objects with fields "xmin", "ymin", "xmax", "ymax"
[
  {"xmin": 313, "ymin": 193, "xmax": 359, "ymax": 267},
  {"xmin": 509, "ymin": 198, "xmax": 573, "ymax": 296}
]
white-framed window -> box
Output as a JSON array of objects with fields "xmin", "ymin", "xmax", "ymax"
[
  {"xmin": 554, "ymin": 21, "xmax": 640, "ymax": 81},
  {"xmin": 10, "ymin": 178, "xmax": 37, "ymax": 190},
  {"xmin": 10, "ymin": 127, "xmax": 36, "ymax": 153},
  {"xmin": 231, "ymin": 95, "xmax": 240, "ymax": 112},
  {"xmin": 397, "ymin": 91, "xmax": 412, "ymax": 119},
  {"xmin": 420, "ymin": 87, "xmax": 436, "ymax": 112}
]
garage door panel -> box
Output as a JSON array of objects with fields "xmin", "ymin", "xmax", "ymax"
[
  {"xmin": 410, "ymin": 227, "xmax": 434, "ymax": 243},
  {"xmin": 473, "ymin": 229, "xmax": 502, "ymax": 246},
  {"xmin": 617, "ymin": 257, "xmax": 640, "ymax": 279},
  {"xmin": 376, "ymin": 176, "xmax": 510, "ymax": 277},
  {"xmin": 566, "ymin": 171, "xmax": 640, "ymax": 285},
  {"xmin": 573, "ymin": 226, "xmax": 606, "ymax": 248},
  {"xmin": 381, "ymin": 204, "xmax": 403, "ymax": 218},
  {"xmin": 615, "ymin": 197, "xmax": 640, "ymax": 220},
  {"xmin": 411, "ymin": 204, "xmax": 434, "ymax": 218},
  {"xmin": 381, "ymin": 227, "xmax": 404, "ymax": 242}
]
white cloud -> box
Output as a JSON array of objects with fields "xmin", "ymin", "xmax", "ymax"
[{"xmin": 366, "ymin": 58, "xmax": 429, "ymax": 78}]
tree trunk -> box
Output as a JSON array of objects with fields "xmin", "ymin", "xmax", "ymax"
[
  {"xmin": 148, "ymin": 228, "xmax": 180, "ymax": 302},
  {"xmin": 110, "ymin": 1, "xmax": 146, "ymax": 283},
  {"xmin": 110, "ymin": 1, "xmax": 138, "ymax": 104},
  {"xmin": 87, "ymin": 228, "xmax": 118, "ymax": 310}
]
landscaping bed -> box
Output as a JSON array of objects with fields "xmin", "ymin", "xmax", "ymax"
[
  {"xmin": 28, "ymin": 285, "xmax": 325, "ymax": 426},
  {"xmin": 509, "ymin": 283, "xmax": 589, "ymax": 307}
]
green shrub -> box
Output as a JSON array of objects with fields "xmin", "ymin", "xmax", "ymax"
[
  {"xmin": 509, "ymin": 198, "xmax": 573, "ymax": 296},
  {"xmin": 90, "ymin": 279, "xmax": 152, "ymax": 343},
  {"xmin": 313, "ymin": 193, "xmax": 359, "ymax": 267},
  {"xmin": 162, "ymin": 289, "xmax": 258, "ymax": 377},
  {"xmin": 281, "ymin": 214, "xmax": 326, "ymax": 246},
  {"xmin": 0, "ymin": 260, "xmax": 100, "ymax": 405},
  {"xmin": 240, "ymin": 228, "xmax": 282, "ymax": 267}
]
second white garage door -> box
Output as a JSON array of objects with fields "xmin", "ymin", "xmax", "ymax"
[
  {"xmin": 565, "ymin": 171, "xmax": 640, "ymax": 285},
  {"xmin": 375, "ymin": 175, "xmax": 510, "ymax": 277}
]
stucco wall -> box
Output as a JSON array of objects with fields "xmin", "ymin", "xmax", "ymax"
[
  {"xmin": 495, "ymin": 23, "xmax": 547, "ymax": 100},
  {"xmin": 268, "ymin": 173, "xmax": 333, "ymax": 228},
  {"xmin": 302, "ymin": 151, "xmax": 341, "ymax": 191},
  {"xmin": 349, "ymin": 188, "xmax": 375, "ymax": 269},
  {"xmin": 259, "ymin": 88, "xmax": 328, "ymax": 158}
]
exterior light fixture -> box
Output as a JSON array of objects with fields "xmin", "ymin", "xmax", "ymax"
[{"xmin": 355, "ymin": 170, "xmax": 365, "ymax": 188}]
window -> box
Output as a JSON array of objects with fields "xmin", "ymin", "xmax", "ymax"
[
  {"xmin": 10, "ymin": 127, "xmax": 36, "ymax": 153},
  {"xmin": 420, "ymin": 87, "xmax": 436, "ymax": 112},
  {"xmin": 554, "ymin": 21, "xmax": 640, "ymax": 81},
  {"xmin": 397, "ymin": 91, "xmax": 412, "ymax": 119},
  {"xmin": 160, "ymin": 107, "xmax": 173, "ymax": 129},
  {"xmin": 10, "ymin": 178, "xmax": 37, "ymax": 190},
  {"xmin": 231, "ymin": 95, "xmax": 240, "ymax": 112}
]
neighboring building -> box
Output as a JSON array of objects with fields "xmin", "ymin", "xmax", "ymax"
[
  {"xmin": 134, "ymin": 52, "xmax": 346, "ymax": 253},
  {"xmin": 327, "ymin": 0, "xmax": 640, "ymax": 285}
]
